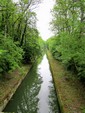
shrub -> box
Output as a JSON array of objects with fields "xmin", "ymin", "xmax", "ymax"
[
  {"xmin": 23, "ymin": 37, "xmax": 41, "ymax": 63},
  {"xmin": 47, "ymin": 32, "xmax": 85, "ymax": 81},
  {"xmin": 0, "ymin": 34, "xmax": 24, "ymax": 74}
]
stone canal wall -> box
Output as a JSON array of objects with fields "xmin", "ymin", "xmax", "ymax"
[
  {"xmin": 0, "ymin": 65, "xmax": 32, "ymax": 112},
  {"xmin": 47, "ymin": 51, "xmax": 85, "ymax": 113}
]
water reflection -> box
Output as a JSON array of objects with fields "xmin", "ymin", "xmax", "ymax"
[
  {"xmin": 37, "ymin": 55, "xmax": 59, "ymax": 113},
  {"xmin": 3, "ymin": 61, "xmax": 42, "ymax": 113},
  {"xmin": 49, "ymin": 84, "xmax": 60, "ymax": 113},
  {"xmin": 3, "ymin": 55, "xmax": 60, "ymax": 113}
]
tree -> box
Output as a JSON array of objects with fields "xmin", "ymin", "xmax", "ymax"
[
  {"xmin": 49, "ymin": 0, "xmax": 85, "ymax": 81},
  {"xmin": 0, "ymin": 0, "xmax": 44, "ymax": 76}
]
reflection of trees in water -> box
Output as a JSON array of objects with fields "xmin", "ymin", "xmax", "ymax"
[
  {"xmin": 48, "ymin": 81, "xmax": 60, "ymax": 113},
  {"xmin": 16, "ymin": 68, "xmax": 42, "ymax": 113},
  {"xmin": 4, "ymin": 56, "xmax": 60, "ymax": 113},
  {"xmin": 3, "ymin": 62, "xmax": 42, "ymax": 113}
]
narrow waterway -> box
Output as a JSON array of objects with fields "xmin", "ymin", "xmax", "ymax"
[{"xmin": 3, "ymin": 54, "xmax": 60, "ymax": 113}]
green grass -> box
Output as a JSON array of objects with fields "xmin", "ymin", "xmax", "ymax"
[{"xmin": 47, "ymin": 51, "xmax": 85, "ymax": 113}]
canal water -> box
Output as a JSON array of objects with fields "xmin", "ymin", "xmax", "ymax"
[{"xmin": 3, "ymin": 54, "xmax": 60, "ymax": 113}]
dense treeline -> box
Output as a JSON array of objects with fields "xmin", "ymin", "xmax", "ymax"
[
  {"xmin": 0, "ymin": 0, "xmax": 44, "ymax": 75},
  {"xmin": 47, "ymin": 0, "xmax": 85, "ymax": 81}
]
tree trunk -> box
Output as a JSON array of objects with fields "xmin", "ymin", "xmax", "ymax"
[{"xmin": 20, "ymin": 20, "xmax": 27, "ymax": 46}]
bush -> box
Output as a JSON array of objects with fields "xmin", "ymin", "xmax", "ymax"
[
  {"xmin": 47, "ymin": 32, "xmax": 85, "ymax": 81},
  {"xmin": 0, "ymin": 34, "xmax": 24, "ymax": 74},
  {"xmin": 58, "ymin": 32, "xmax": 85, "ymax": 80},
  {"xmin": 23, "ymin": 37, "xmax": 41, "ymax": 63}
]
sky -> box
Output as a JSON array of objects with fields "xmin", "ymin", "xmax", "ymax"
[
  {"xmin": 13, "ymin": 0, "xmax": 19, "ymax": 2},
  {"xmin": 13, "ymin": 0, "xmax": 55, "ymax": 41},
  {"xmin": 34, "ymin": 0, "xmax": 55, "ymax": 41}
]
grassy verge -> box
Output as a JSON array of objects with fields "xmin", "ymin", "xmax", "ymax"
[
  {"xmin": 0, "ymin": 64, "xmax": 31, "ymax": 111},
  {"xmin": 47, "ymin": 51, "xmax": 85, "ymax": 113}
]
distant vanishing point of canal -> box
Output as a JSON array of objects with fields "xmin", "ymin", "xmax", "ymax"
[{"xmin": 3, "ymin": 54, "xmax": 60, "ymax": 113}]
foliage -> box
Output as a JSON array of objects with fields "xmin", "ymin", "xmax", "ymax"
[
  {"xmin": 47, "ymin": 32, "xmax": 85, "ymax": 80},
  {"xmin": 47, "ymin": 36, "xmax": 61, "ymax": 60},
  {"xmin": 38, "ymin": 36, "xmax": 45, "ymax": 54},
  {"xmin": 0, "ymin": 0, "xmax": 44, "ymax": 75},
  {"xmin": 0, "ymin": 34, "xmax": 24, "ymax": 73},
  {"xmin": 22, "ymin": 28, "xmax": 45, "ymax": 63},
  {"xmin": 48, "ymin": 0, "xmax": 85, "ymax": 81}
]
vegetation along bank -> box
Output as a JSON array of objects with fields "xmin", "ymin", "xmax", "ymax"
[
  {"xmin": 0, "ymin": 0, "xmax": 45, "ymax": 111},
  {"xmin": 46, "ymin": 0, "xmax": 85, "ymax": 112},
  {"xmin": 47, "ymin": 51, "xmax": 85, "ymax": 113}
]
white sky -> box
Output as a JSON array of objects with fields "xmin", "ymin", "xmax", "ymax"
[
  {"xmin": 13, "ymin": 0, "xmax": 55, "ymax": 41},
  {"xmin": 13, "ymin": 0, "xmax": 19, "ymax": 2},
  {"xmin": 35, "ymin": 0, "xmax": 55, "ymax": 41}
]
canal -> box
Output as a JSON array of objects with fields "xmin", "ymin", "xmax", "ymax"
[{"xmin": 3, "ymin": 54, "xmax": 60, "ymax": 113}]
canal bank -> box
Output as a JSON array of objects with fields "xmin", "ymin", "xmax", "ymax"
[
  {"xmin": 3, "ymin": 54, "xmax": 60, "ymax": 113},
  {"xmin": 0, "ymin": 64, "xmax": 31, "ymax": 112},
  {"xmin": 47, "ymin": 51, "xmax": 85, "ymax": 113}
]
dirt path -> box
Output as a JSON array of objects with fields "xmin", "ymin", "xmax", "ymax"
[{"xmin": 47, "ymin": 51, "xmax": 85, "ymax": 113}]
